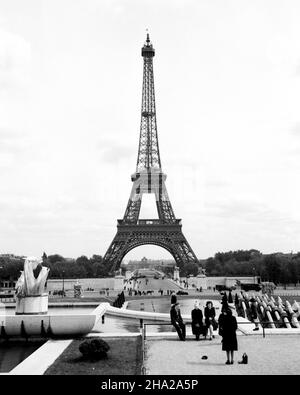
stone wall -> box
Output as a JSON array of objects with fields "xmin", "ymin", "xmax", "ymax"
[{"xmin": 46, "ymin": 278, "xmax": 115, "ymax": 292}]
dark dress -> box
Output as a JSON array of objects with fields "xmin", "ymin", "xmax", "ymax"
[
  {"xmin": 204, "ymin": 306, "xmax": 216, "ymax": 328},
  {"xmin": 170, "ymin": 306, "xmax": 186, "ymax": 340},
  {"xmin": 218, "ymin": 313, "xmax": 238, "ymax": 351},
  {"xmin": 191, "ymin": 308, "xmax": 204, "ymax": 339}
]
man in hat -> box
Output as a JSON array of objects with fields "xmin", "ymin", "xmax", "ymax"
[
  {"xmin": 170, "ymin": 302, "xmax": 186, "ymax": 340},
  {"xmin": 250, "ymin": 298, "xmax": 259, "ymax": 331},
  {"xmin": 171, "ymin": 291, "xmax": 177, "ymax": 305}
]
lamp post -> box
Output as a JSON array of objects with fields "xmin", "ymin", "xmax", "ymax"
[
  {"xmin": 0, "ymin": 267, "xmax": 3, "ymax": 292},
  {"xmin": 62, "ymin": 270, "xmax": 65, "ymax": 298}
]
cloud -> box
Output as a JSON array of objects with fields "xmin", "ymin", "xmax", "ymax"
[
  {"xmin": 0, "ymin": 128, "xmax": 26, "ymax": 150},
  {"xmin": 205, "ymin": 179, "xmax": 230, "ymax": 189},
  {"xmin": 98, "ymin": 137, "xmax": 136, "ymax": 163},
  {"xmin": 296, "ymin": 62, "xmax": 300, "ymax": 76},
  {"xmin": 0, "ymin": 28, "xmax": 31, "ymax": 90},
  {"xmin": 290, "ymin": 123, "xmax": 300, "ymax": 136},
  {"xmin": 0, "ymin": 127, "xmax": 40, "ymax": 170},
  {"xmin": 205, "ymin": 199, "xmax": 300, "ymax": 231}
]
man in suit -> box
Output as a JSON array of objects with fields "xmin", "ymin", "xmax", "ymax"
[
  {"xmin": 171, "ymin": 291, "xmax": 177, "ymax": 305},
  {"xmin": 170, "ymin": 302, "xmax": 186, "ymax": 341}
]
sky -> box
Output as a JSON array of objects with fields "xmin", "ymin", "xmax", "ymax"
[{"xmin": 0, "ymin": 0, "xmax": 300, "ymax": 261}]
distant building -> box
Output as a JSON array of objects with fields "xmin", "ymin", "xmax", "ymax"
[
  {"xmin": 122, "ymin": 257, "xmax": 176, "ymax": 272},
  {"xmin": 0, "ymin": 280, "xmax": 16, "ymax": 294}
]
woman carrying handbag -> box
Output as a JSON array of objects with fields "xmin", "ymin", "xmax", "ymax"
[{"xmin": 218, "ymin": 306, "xmax": 238, "ymax": 365}]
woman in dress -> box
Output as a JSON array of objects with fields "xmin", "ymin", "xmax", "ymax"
[
  {"xmin": 218, "ymin": 307, "xmax": 238, "ymax": 364},
  {"xmin": 204, "ymin": 301, "xmax": 216, "ymax": 340},
  {"xmin": 191, "ymin": 301, "xmax": 204, "ymax": 340}
]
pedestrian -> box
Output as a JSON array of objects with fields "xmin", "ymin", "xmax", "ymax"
[
  {"xmin": 249, "ymin": 298, "xmax": 259, "ymax": 331},
  {"xmin": 221, "ymin": 292, "xmax": 228, "ymax": 306},
  {"xmin": 191, "ymin": 301, "xmax": 204, "ymax": 341},
  {"xmin": 204, "ymin": 301, "xmax": 216, "ymax": 340},
  {"xmin": 218, "ymin": 306, "xmax": 238, "ymax": 365},
  {"xmin": 170, "ymin": 302, "xmax": 186, "ymax": 341}
]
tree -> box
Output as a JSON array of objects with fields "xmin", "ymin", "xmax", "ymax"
[
  {"xmin": 181, "ymin": 263, "xmax": 199, "ymax": 277},
  {"xmin": 48, "ymin": 254, "xmax": 65, "ymax": 264},
  {"xmin": 264, "ymin": 254, "xmax": 281, "ymax": 284}
]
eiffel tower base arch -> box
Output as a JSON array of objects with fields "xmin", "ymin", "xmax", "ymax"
[{"xmin": 104, "ymin": 220, "xmax": 198, "ymax": 273}]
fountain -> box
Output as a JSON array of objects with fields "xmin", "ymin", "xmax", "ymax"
[
  {"xmin": 0, "ymin": 257, "xmax": 103, "ymax": 338},
  {"xmin": 15, "ymin": 257, "xmax": 49, "ymax": 315}
]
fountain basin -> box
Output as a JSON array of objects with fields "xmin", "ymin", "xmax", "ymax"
[
  {"xmin": 0, "ymin": 313, "xmax": 99, "ymax": 338},
  {"xmin": 15, "ymin": 294, "xmax": 48, "ymax": 315}
]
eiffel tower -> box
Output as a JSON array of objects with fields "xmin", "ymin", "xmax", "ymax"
[{"xmin": 103, "ymin": 34, "xmax": 199, "ymax": 273}]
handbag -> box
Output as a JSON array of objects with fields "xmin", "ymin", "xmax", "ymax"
[
  {"xmin": 239, "ymin": 353, "xmax": 248, "ymax": 364},
  {"xmin": 242, "ymin": 353, "xmax": 248, "ymax": 364}
]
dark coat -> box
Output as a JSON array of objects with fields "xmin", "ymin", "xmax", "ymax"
[
  {"xmin": 171, "ymin": 294, "xmax": 177, "ymax": 305},
  {"xmin": 204, "ymin": 306, "xmax": 216, "ymax": 327},
  {"xmin": 250, "ymin": 303, "xmax": 258, "ymax": 319},
  {"xmin": 218, "ymin": 313, "xmax": 238, "ymax": 351},
  {"xmin": 170, "ymin": 306, "xmax": 184, "ymax": 325},
  {"xmin": 191, "ymin": 308, "xmax": 203, "ymax": 335}
]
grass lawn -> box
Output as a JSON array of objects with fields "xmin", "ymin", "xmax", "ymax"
[{"xmin": 44, "ymin": 336, "xmax": 142, "ymax": 375}]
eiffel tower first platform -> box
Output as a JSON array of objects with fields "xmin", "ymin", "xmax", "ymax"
[{"xmin": 103, "ymin": 34, "xmax": 199, "ymax": 273}]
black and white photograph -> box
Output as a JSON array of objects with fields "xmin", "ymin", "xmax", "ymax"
[{"xmin": 0, "ymin": 0, "xmax": 300, "ymax": 382}]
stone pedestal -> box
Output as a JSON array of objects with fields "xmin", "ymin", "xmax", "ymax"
[
  {"xmin": 15, "ymin": 293, "xmax": 48, "ymax": 315},
  {"xmin": 114, "ymin": 275, "xmax": 125, "ymax": 291},
  {"xmin": 173, "ymin": 266, "xmax": 180, "ymax": 282}
]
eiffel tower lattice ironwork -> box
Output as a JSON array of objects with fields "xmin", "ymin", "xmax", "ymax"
[{"xmin": 103, "ymin": 34, "xmax": 199, "ymax": 272}]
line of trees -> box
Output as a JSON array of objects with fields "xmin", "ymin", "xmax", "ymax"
[
  {"xmin": 44, "ymin": 254, "xmax": 111, "ymax": 278},
  {"xmin": 203, "ymin": 250, "xmax": 300, "ymax": 285},
  {"xmin": 0, "ymin": 253, "xmax": 111, "ymax": 280},
  {"xmin": 1, "ymin": 249, "xmax": 300, "ymax": 285}
]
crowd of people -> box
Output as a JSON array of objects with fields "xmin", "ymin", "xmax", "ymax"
[
  {"xmin": 169, "ymin": 293, "xmax": 239, "ymax": 365},
  {"xmin": 126, "ymin": 288, "xmax": 177, "ymax": 296}
]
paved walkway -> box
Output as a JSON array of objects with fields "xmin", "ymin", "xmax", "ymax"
[
  {"xmin": 145, "ymin": 335, "xmax": 300, "ymax": 375},
  {"xmin": 9, "ymin": 340, "xmax": 72, "ymax": 375}
]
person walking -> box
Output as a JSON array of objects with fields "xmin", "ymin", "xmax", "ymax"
[
  {"xmin": 204, "ymin": 301, "xmax": 216, "ymax": 340},
  {"xmin": 191, "ymin": 301, "xmax": 204, "ymax": 340},
  {"xmin": 250, "ymin": 298, "xmax": 259, "ymax": 331},
  {"xmin": 170, "ymin": 302, "xmax": 186, "ymax": 341},
  {"xmin": 218, "ymin": 307, "xmax": 238, "ymax": 365}
]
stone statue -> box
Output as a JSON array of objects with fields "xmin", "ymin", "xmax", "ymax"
[
  {"xmin": 15, "ymin": 256, "xmax": 50, "ymax": 297},
  {"xmin": 74, "ymin": 280, "xmax": 83, "ymax": 298}
]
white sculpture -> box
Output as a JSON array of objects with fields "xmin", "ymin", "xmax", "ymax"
[
  {"xmin": 15, "ymin": 256, "xmax": 50, "ymax": 315},
  {"xmin": 15, "ymin": 256, "xmax": 49, "ymax": 297}
]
